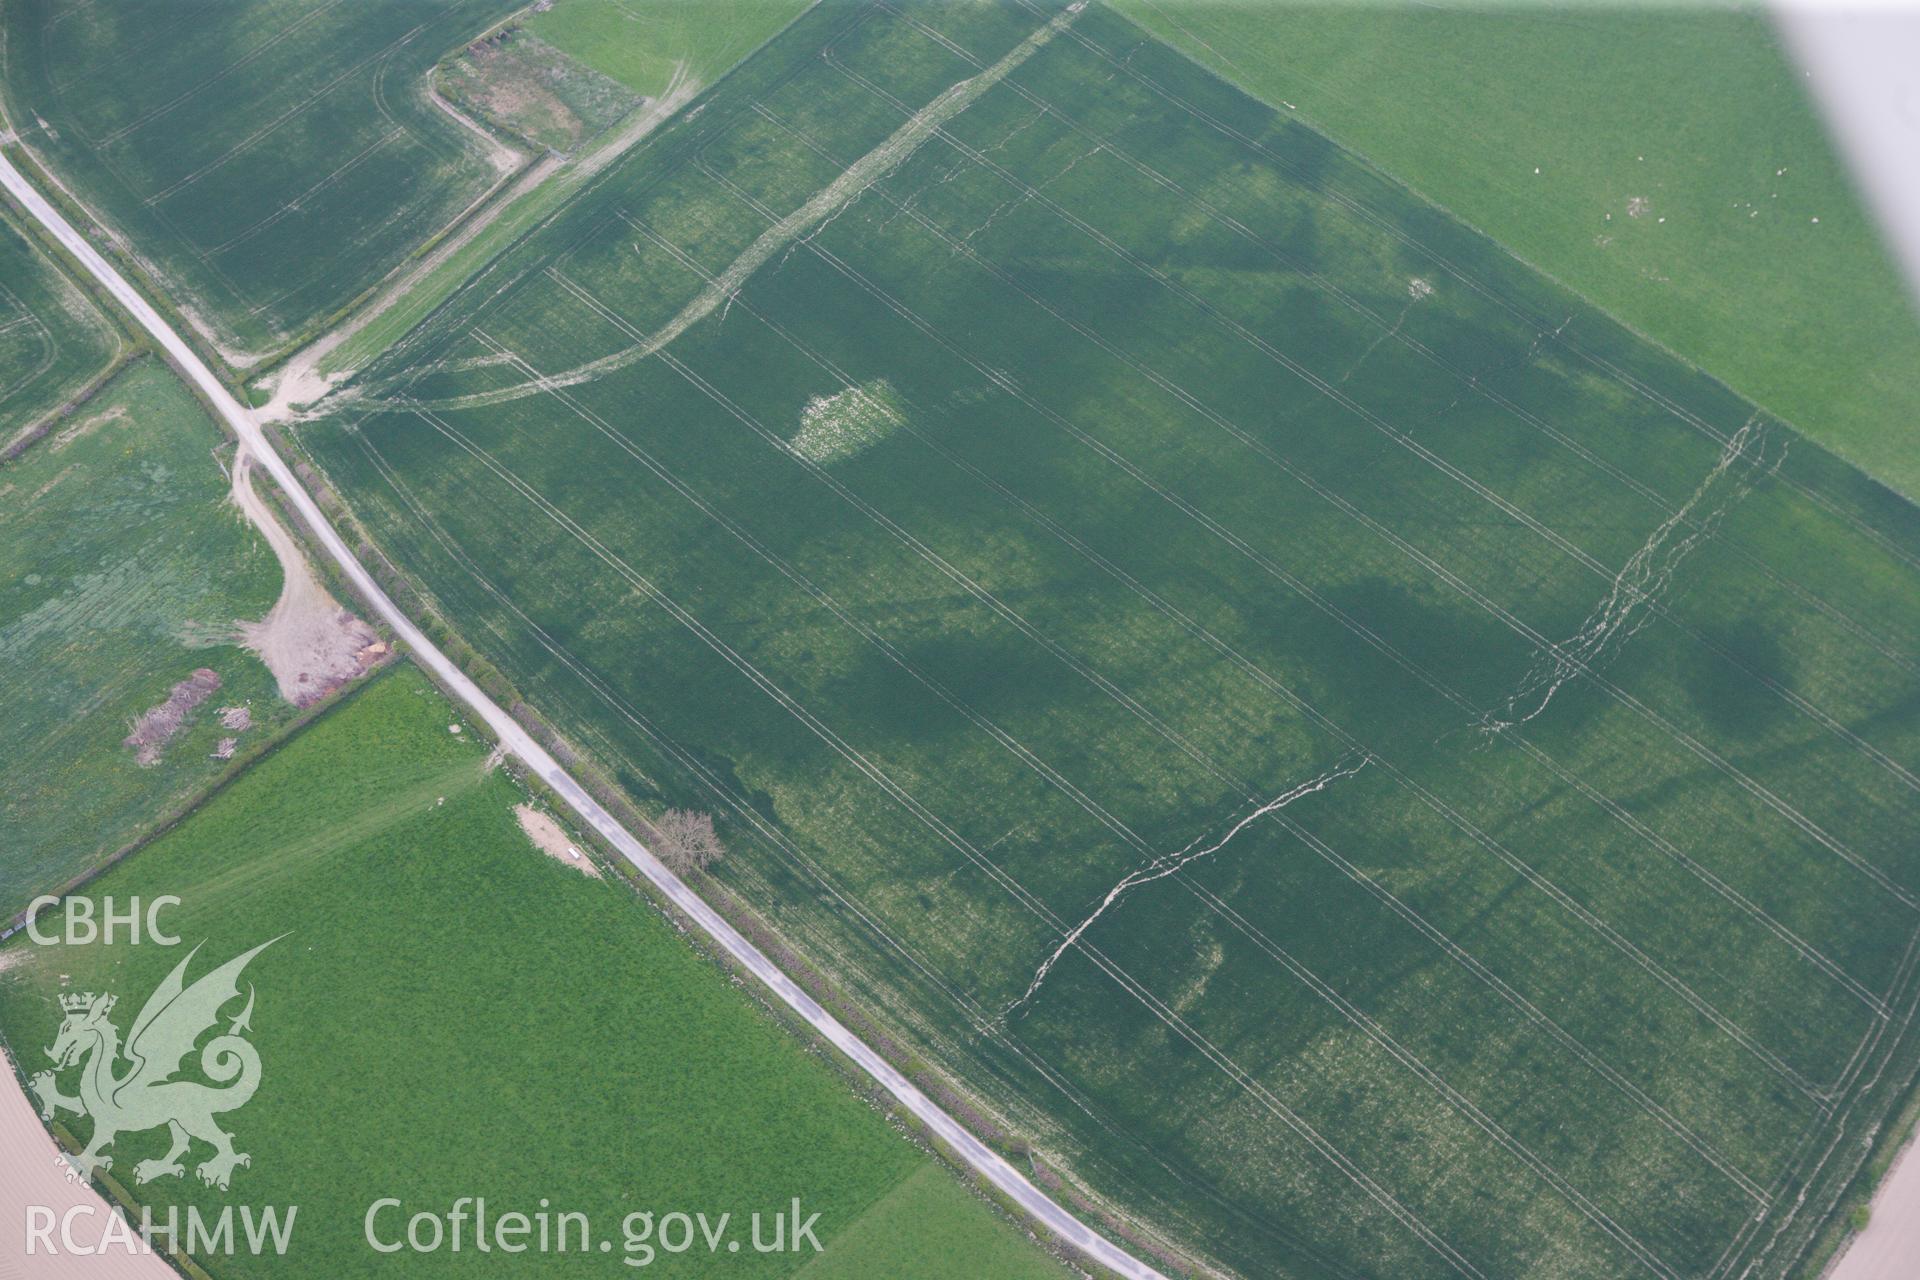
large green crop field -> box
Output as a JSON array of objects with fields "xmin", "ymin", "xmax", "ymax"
[
  {"xmin": 0, "ymin": 359, "xmax": 285, "ymax": 921},
  {"xmin": 1112, "ymin": 0, "xmax": 1920, "ymax": 500},
  {"xmin": 296, "ymin": 4, "xmax": 1920, "ymax": 1277},
  {"xmin": 0, "ymin": 665, "xmax": 1068, "ymax": 1279},
  {"xmin": 0, "ymin": 0, "xmax": 522, "ymax": 363},
  {"xmin": 0, "ymin": 202, "xmax": 122, "ymax": 450}
]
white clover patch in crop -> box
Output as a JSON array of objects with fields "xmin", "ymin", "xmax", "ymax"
[{"xmin": 787, "ymin": 380, "xmax": 906, "ymax": 465}]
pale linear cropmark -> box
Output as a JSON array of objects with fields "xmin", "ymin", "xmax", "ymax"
[
  {"xmin": 347, "ymin": 421, "xmax": 1228, "ymax": 1248},
  {"xmin": 762, "ymin": 90, "xmax": 1920, "ymax": 908},
  {"xmin": 1481, "ymin": 415, "xmax": 1779, "ymax": 737},
  {"xmin": 801, "ymin": 48, "xmax": 1920, "ymax": 839},
  {"xmin": 1006, "ymin": 752, "xmax": 1372, "ymax": 1019},
  {"xmin": 345, "ymin": 408, "xmax": 1322, "ymax": 1239},
  {"xmin": 914, "ymin": 35, "xmax": 1920, "ymax": 779},
  {"xmin": 907, "ymin": 0, "xmax": 1920, "ymax": 808},
  {"xmin": 448, "ymin": 289, "xmax": 1711, "ymax": 1259},
  {"xmin": 379, "ymin": 1, "xmax": 1087, "ymax": 415}
]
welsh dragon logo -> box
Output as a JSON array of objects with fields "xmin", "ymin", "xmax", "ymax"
[{"xmin": 30, "ymin": 939, "xmax": 277, "ymax": 1190}]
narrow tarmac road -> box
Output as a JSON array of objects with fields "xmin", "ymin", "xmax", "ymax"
[{"xmin": 0, "ymin": 147, "xmax": 1164, "ymax": 1280}]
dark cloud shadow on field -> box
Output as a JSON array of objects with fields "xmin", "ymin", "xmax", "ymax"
[
  {"xmin": 1008, "ymin": 257, "xmax": 1170, "ymax": 341},
  {"xmin": 1313, "ymin": 575, "xmax": 1532, "ymax": 730},
  {"xmin": 1564, "ymin": 695, "xmax": 1902, "ymax": 857},
  {"xmin": 810, "ymin": 611, "xmax": 1112, "ymax": 757},
  {"xmin": 1264, "ymin": 119, "xmax": 1341, "ymax": 195},
  {"xmin": 1674, "ymin": 616, "xmax": 1797, "ymax": 739},
  {"xmin": 1152, "ymin": 173, "xmax": 1324, "ymax": 280}
]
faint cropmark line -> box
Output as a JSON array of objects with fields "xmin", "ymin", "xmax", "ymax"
[
  {"xmin": 32, "ymin": 938, "xmax": 282, "ymax": 1191},
  {"xmin": 1478, "ymin": 415, "xmax": 1779, "ymax": 740},
  {"xmin": 1004, "ymin": 752, "xmax": 1372, "ymax": 1020}
]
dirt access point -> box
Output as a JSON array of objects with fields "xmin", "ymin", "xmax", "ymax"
[
  {"xmin": 230, "ymin": 450, "xmax": 385, "ymax": 706},
  {"xmin": 515, "ymin": 803, "xmax": 601, "ymax": 877}
]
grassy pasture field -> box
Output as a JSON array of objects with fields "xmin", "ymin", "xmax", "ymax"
[
  {"xmin": 1113, "ymin": 0, "xmax": 1920, "ymax": 500},
  {"xmin": 0, "ymin": 359, "xmax": 285, "ymax": 921},
  {"xmin": 0, "ymin": 202, "xmax": 122, "ymax": 451},
  {"xmin": 0, "ymin": 0, "xmax": 523, "ymax": 363},
  {"xmin": 529, "ymin": 0, "xmax": 813, "ymax": 99},
  {"xmin": 296, "ymin": 3, "xmax": 1920, "ymax": 1276},
  {"xmin": 0, "ymin": 665, "xmax": 1069, "ymax": 1279}
]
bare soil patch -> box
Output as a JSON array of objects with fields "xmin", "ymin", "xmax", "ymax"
[
  {"xmin": 123, "ymin": 667, "xmax": 220, "ymax": 766},
  {"xmin": 515, "ymin": 803, "xmax": 600, "ymax": 876},
  {"xmin": 438, "ymin": 25, "xmax": 640, "ymax": 154},
  {"xmin": 790, "ymin": 379, "xmax": 906, "ymax": 464},
  {"xmin": 230, "ymin": 450, "xmax": 380, "ymax": 706}
]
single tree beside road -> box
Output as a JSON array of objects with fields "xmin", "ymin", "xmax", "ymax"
[{"xmin": 654, "ymin": 809, "xmax": 724, "ymax": 876}]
